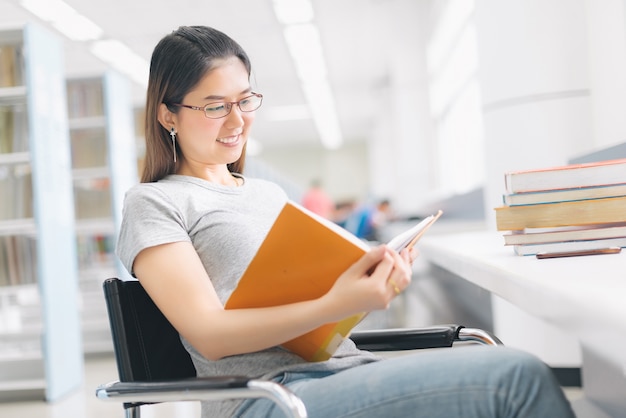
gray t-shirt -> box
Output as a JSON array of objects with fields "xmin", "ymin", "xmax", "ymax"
[{"xmin": 116, "ymin": 174, "xmax": 378, "ymax": 417}]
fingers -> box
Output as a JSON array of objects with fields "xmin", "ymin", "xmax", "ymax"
[
  {"xmin": 350, "ymin": 245, "xmax": 413, "ymax": 300},
  {"xmin": 385, "ymin": 247, "xmax": 412, "ymax": 296},
  {"xmin": 388, "ymin": 278, "xmax": 401, "ymax": 295},
  {"xmin": 344, "ymin": 245, "xmax": 388, "ymax": 278},
  {"xmin": 399, "ymin": 246, "xmax": 419, "ymax": 264}
]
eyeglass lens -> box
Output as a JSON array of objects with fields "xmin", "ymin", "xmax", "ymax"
[{"xmin": 204, "ymin": 94, "xmax": 262, "ymax": 118}]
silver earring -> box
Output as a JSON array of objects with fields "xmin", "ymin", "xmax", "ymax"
[{"xmin": 170, "ymin": 127, "xmax": 177, "ymax": 163}]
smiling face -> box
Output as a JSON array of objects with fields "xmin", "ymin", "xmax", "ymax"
[{"xmin": 159, "ymin": 56, "xmax": 256, "ymax": 177}]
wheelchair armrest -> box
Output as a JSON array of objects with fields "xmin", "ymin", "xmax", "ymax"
[
  {"xmin": 96, "ymin": 376, "xmax": 307, "ymax": 418},
  {"xmin": 350, "ymin": 324, "xmax": 464, "ymax": 351}
]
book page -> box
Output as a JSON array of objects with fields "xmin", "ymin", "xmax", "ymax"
[{"xmin": 387, "ymin": 210, "xmax": 443, "ymax": 252}]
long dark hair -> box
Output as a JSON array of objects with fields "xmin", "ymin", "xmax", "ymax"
[{"xmin": 142, "ymin": 26, "xmax": 252, "ymax": 183}]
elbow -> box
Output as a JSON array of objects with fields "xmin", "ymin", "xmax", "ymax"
[
  {"xmin": 193, "ymin": 337, "xmax": 260, "ymax": 361},
  {"xmin": 199, "ymin": 348, "xmax": 227, "ymax": 362},
  {"xmin": 188, "ymin": 334, "xmax": 237, "ymax": 361}
]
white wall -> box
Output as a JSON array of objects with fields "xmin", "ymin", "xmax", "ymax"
[
  {"xmin": 258, "ymin": 0, "xmax": 626, "ymax": 220},
  {"xmin": 585, "ymin": 0, "xmax": 626, "ymax": 149},
  {"xmin": 366, "ymin": 0, "xmax": 435, "ymax": 216}
]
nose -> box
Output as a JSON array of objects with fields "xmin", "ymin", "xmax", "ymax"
[{"xmin": 223, "ymin": 103, "xmax": 245, "ymax": 128}]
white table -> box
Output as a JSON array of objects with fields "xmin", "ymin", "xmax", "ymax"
[{"xmin": 419, "ymin": 229, "xmax": 626, "ymax": 417}]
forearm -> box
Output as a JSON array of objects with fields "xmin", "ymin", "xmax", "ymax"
[
  {"xmin": 134, "ymin": 242, "xmax": 405, "ymax": 361},
  {"xmin": 187, "ymin": 295, "xmax": 344, "ymax": 360}
]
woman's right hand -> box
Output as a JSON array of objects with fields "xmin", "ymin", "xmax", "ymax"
[{"xmin": 322, "ymin": 245, "xmax": 413, "ymax": 321}]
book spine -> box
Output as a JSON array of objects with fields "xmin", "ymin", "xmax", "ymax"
[
  {"xmin": 503, "ymin": 184, "xmax": 626, "ymax": 206},
  {"xmin": 0, "ymin": 45, "xmax": 22, "ymax": 88},
  {"xmin": 503, "ymin": 225, "xmax": 626, "ymax": 245},
  {"xmin": 504, "ymin": 160, "xmax": 626, "ymax": 194},
  {"xmin": 514, "ymin": 237, "xmax": 626, "ymax": 256},
  {"xmin": 495, "ymin": 196, "xmax": 626, "ymax": 231}
]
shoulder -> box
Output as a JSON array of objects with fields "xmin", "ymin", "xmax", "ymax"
[
  {"xmin": 125, "ymin": 176, "xmax": 200, "ymax": 200},
  {"xmin": 124, "ymin": 181, "xmax": 171, "ymax": 203},
  {"xmin": 122, "ymin": 180, "xmax": 187, "ymax": 218}
]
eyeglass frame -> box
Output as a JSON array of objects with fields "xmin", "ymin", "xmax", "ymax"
[{"xmin": 167, "ymin": 92, "xmax": 263, "ymax": 119}]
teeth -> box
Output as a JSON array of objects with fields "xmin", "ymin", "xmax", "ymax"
[{"xmin": 217, "ymin": 136, "xmax": 238, "ymax": 144}]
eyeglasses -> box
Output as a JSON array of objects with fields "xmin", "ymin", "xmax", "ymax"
[{"xmin": 170, "ymin": 93, "xmax": 263, "ymax": 119}]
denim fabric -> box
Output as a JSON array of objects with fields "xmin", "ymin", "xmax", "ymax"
[{"xmin": 235, "ymin": 346, "xmax": 575, "ymax": 418}]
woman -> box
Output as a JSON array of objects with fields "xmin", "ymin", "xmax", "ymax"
[{"xmin": 116, "ymin": 26, "xmax": 575, "ymax": 418}]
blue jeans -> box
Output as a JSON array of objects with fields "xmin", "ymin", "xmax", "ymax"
[{"xmin": 235, "ymin": 346, "xmax": 575, "ymax": 418}]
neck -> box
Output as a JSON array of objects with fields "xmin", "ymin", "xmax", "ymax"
[{"xmin": 177, "ymin": 165, "xmax": 240, "ymax": 187}]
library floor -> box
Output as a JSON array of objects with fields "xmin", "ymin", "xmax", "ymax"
[
  {"xmin": 0, "ymin": 353, "xmax": 202, "ymax": 418},
  {"xmin": 0, "ymin": 353, "xmax": 584, "ymax": 418}
]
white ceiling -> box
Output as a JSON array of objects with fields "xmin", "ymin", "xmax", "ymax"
[{"xmin": 0, "ymin": 0, "xmax": 430, "ymax": 151}]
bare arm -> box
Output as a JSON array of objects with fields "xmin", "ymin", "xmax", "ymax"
[{"xmin": 133, "ymin": 241, "xmax": 413, "ymax": 361}]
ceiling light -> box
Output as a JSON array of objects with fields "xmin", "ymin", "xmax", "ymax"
[
  {"xmin": 90, "ymin": 40, "xmax": 149, "ymax": 87},
  {"xmin": 19, "ymin": 0, "xmax": 103, "ymax": 41},
  {"xmin": 302, "ymin": 81, "xmax": 342, "ymax": 150},
  {"xmin": 283, "ymin": 23, "xmax": 327, "ymax": 81},
  {"xmin": 272, "ymin": 2, "xmax": 343, "ymax": 149},
  {"xmin": 50, "ymin": 14, "xmax": 103, "ymax": 41},
  {"xmin": 272, "ymin": 0, "xmax": 314, "ymax": 25}
]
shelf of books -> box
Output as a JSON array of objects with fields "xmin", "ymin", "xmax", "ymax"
[
  {"xmin": 0, "ymin": 23, "xmax": 82, "ymax": 402},
  {"xmin": 67, "ymin": 72, "xmax": 138, "ymax": 356},
  {"xmin": 494, "ymin": 158, "xmax": 626, "ymax": 258}
]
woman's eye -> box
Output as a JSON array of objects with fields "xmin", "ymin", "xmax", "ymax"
[{"xmin": 206, "ymin": 103, "xmax": 226, "ymax": 113}]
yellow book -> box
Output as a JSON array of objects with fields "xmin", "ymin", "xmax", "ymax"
[
  {"xmin": 0, "ymin": 45, "xmax": 17, "ymax": 88},
  {"xmin": 225, "ymin": 201, "xmax": 442, "ymax": 362},
  {"xmin": 495, "ymin": 196, "xmax": 626, "ymax": 231}
]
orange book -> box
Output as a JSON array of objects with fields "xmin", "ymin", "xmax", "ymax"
[{"xmin": 225, "ymin": 201, "xmax": 442, "ymax": 362}]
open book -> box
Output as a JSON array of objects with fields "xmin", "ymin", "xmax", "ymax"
[{"xmin": 225, "ymin": 201, "xmax": 442, "ymax": 362}]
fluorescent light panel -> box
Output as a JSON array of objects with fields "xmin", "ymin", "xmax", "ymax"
[
  {"xmin": 283, "ymin": 24, "xmax": 327, "ymax": 80},
  {"xmin": 271, "ymin": 0, "xmax": 344, "ymax": 149},
  {"xmin": 302, "ymin": 82, "xmax": 342, "ymax": 150},
  {"xmin": 90, "ymin": 39, "xmax": 149, "ymax": 87},
  {"xmin": 20, "ymin": 0, "xmax": 149, "ymax": 102},
  {"xmin": 20, "ymin": 0, "xmax": 103, "ymax": 41},
  {"xmin": 283, "ymin": 24, "xmax": 342, "ymax": 148},
  {"xmin": 272, "ymin": 0, "xmax": 314, "ymax": 25}
]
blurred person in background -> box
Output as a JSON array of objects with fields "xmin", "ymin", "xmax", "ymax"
[{"xmin": 301, "ymin": 178, "xmax": 335, "ymax": 219}]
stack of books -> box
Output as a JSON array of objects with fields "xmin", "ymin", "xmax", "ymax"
[{"xmin": 494, "ymin": 158, "xmax": 626, "ymax": 257}]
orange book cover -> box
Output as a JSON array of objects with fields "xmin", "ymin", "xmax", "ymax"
[{"xmin": 225, "ymin": 201, "xmax": 442, "ymax": 362}]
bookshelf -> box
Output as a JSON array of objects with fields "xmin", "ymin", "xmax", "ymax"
[
  {"xmin": 66, "ymin": 72, "xmax": 138, "ymax": 355},
  {"xmin": 0, "ymin": 23, "xmax": 82, "ymax": 401}
]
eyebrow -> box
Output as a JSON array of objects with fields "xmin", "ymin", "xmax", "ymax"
[{"xmin": 202, "ymin": 87, "xmax": 253, "ymax": 101}]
